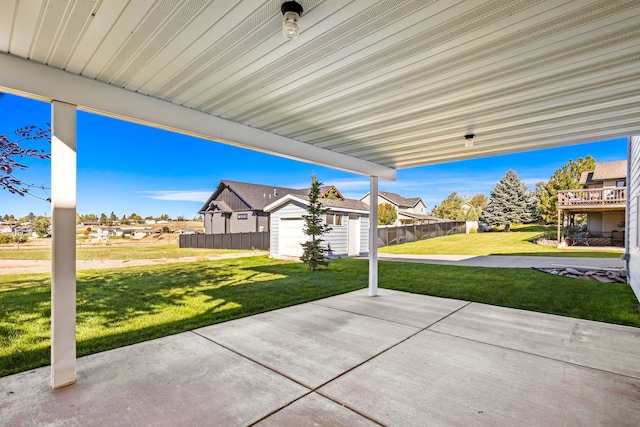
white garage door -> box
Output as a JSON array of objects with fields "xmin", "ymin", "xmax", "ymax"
[{"xmin": 279, "ymin": 218, "xmax": 307, "ymax": 257}]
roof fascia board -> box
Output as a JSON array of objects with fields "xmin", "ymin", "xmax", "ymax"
[
  {"xmin": 264, "ymin": 194, "xmax": 368, "ymax": 214},
  {"xmin": 378, "ymin": 193, "xmax": 395, "ymax": 205},
  {"xmin": 0, "ymin": 53, "xmax": 396, "ymax": 181},
  {"xmin": 264, "ymin": 194, "xmax": 308, "ymax": 212}
]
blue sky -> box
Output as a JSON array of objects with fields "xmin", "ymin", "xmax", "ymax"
[{"xmin": 0, "ymin": 92, "xmax": 628, "ymax": 219}]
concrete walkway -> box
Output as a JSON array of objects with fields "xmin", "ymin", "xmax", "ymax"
[
  {"xmin": 376, "ymin": 253, "xmax": 626, "ymax": 269},
  {"xmin": 2, "ymin": 289, "xmax": 638, "ymax": 426}
]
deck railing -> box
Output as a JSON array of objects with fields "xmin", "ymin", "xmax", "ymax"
[{"xmin": 557, "ymin": 187, "xmax": 626, "ymax": 208}]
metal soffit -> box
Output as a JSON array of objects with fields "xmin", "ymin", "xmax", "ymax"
[{"xmin": 1, "ymin": 0, "xmax": 639, "ymax": 176}]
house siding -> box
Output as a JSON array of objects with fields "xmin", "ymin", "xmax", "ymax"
[
  {"xmin": 327, "ymin": 213, "xmax": 348, "ymax": 257},
  {"xmin": 217, "ymin": 187, "xmax": 251, "ymax": 211},
  {"xmin": 360, "ymin": 215, "xmax": 370, "ymax": 254},
  {"xmin": 230, "ymin": 211, "xmax": 255, "ymax": 233},
  {"xmin": 257, "ymin": 214, "xmax": 270, "ymax": 232},
  {"xmin": 413, "ymin": 200, "xmax": 427, "ymax": 214},
  {"xmin": 627, "ymin": 136, "xmax": 640, "ymax": 301},
  {"xmin": 603, "ymin": 211, "xmax": 625, "ymax": 235},
  {"xmin": 204, "ymin": 212, "xmax": 228, "ymax": 234},
  {"xmin": 269, "ymin": 201, "xmax": 369, "ymax": 258}
]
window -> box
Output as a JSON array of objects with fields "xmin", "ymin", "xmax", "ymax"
[
  {"xmin": 237, "ymin": 213, "xmax": 248, "ymax": 220},
  {"xmin": 326, "ymin": 213, "xmax": 343, "ymax": 226},
  {"xmin": 617, "ymin": 180, "xmax": 626, "ymax": 187}
]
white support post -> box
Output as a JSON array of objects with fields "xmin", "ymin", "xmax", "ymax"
[
  {"xmin": 51, "ymin": 101, "xmax": 77, "ymax": 389},
  {"xmin": 369, "ymin": 176, "xmax": 379, "ymax": 296}
]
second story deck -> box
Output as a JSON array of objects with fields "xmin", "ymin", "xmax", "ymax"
[{"xmin": 558, "ymin": 187, "xmax": 626, "ymax": 211}]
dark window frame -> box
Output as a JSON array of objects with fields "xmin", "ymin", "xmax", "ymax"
[{"xmin": 326, "ymin": 213, "xmax": 343, "ymax": 226}]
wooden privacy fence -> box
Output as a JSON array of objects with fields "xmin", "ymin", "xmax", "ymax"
[
  {"xmin": 377, "ymin": 221, "xmax": 465, "ymax": 247},
  {"xmin": 180, "ymin": 222, "xmax": 463, "ymax": 251},
  {"xmin": 179, "ymin": 231, "xmax": 269, "ymax": 250}
]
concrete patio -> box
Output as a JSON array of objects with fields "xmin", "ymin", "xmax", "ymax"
[{"xmin": 2, "ymin": 288, "xmax": 639, "ymax": 426}]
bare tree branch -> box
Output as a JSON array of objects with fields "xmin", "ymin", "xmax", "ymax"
[{"xmin": 0, "ymin": 93, "xmax": 52, "ymax": 200}]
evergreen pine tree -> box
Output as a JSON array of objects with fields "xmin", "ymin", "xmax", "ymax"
[
  {"xmin": 528, "ymin": 181, "xmax": 545, "ymax": 222},
  {"xmin": 481, "ymin": 170, "xmax": 532, "ymax": 231},
  {"xmin": 300, "ymin": 174, "xmax": 331, "ymax": 271}
]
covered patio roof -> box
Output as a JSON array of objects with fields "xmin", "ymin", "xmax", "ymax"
[
  {"xmin": 1, "ymin": 0, "xmax": 639, "ymax": 176},
  {"xmin": 1, "ymin": 0, "xmax": 639, "ymax": 391}
]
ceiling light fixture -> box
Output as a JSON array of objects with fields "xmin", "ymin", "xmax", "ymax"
[
  {"xmin": 464, "ymin": 133, "xmax": 475, "ymax": 147},
  {"xmin": 281, "ymin": 1, "xmax": 303, "ymax": 40}
]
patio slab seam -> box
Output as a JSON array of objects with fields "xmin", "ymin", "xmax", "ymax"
[
  {"xmin": 191, "ymin": 300, "xmax": 472, "ymax": 427},
  {"xmin": 190, "ymin": 315, "xmax": 401, "ymax": 427},
  {"xmin": 310, "ymin": 296, "xmax": 473, "ymax": 329},
  {"xmin": 293, "ymin": 299, "xmax": 475, "ymax": 387},
  {"xmin": 247, "ymin": 391, "xmax": 386, "ymax": 427},
  {"xmin": 425, "ymin": 307, "xmax": 640, "ymax": 381},
  {"xmin": 189, "ymin": 329, "xmax": 312, "ymax": 391},
  {"xmin": 187, "ymin": 330, "xmax": 342, "ymax": 426}
]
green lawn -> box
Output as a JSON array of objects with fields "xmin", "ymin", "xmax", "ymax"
[
  {"xmin": 379, "ymin": 224, "xmax": 623, "ymax": 258},
  {"xmin": 2, "ymin": 256, "xmax": 638, "ymax": 378},
  {"xmin": 0, "ymin": 244, "xmax": 249, "ymax": 260}
]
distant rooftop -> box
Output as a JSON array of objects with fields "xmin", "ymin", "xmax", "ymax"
[
  {"xmin": 378, "ymin": 191, "xmax": 422, "ymax": 208},
  {"xmin": 579, "ymin": 160, "xmax": 627, "ymax": 185}
]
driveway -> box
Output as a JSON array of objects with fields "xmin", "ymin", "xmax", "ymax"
[{"xmin": 376, "ymin": 253, "xmax": 625, "ymax": 269}]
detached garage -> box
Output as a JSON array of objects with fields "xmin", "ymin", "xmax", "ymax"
[{"xmin": 264, "ymin": 195, "xmax": 370, "ymax": 259}]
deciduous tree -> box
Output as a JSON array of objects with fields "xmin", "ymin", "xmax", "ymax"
[
  {"xmin": 34, "ymin": 216, "xmax": 50, "ymax": 237},
  {"xmin": 469, "ymin": 193, "xmax": 488, "ymax": 217},
  {"xmin": 465, "ymin": 206, "xmax": 479, "ymax": 221},
  {"xmin": 322, "ymin": 187, "xmax": 342, "ymax": 200},
  {"xmin": 378, "ymin": 203, "xmax": 397, "ymax": 225},
  {"xmin": 0, "ymin": 94, "xmax": 51, "ymax": 200},
  {"xmin": 432, "ymin": 192, "xmax": 466, "ymax": 221}
]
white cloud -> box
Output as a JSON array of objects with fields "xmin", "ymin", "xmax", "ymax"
[{"xmin": 139, "ymin": 191, "xmax": 211, "ymax": 202}]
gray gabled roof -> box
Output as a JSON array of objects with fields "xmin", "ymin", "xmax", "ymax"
[
  {"xmin": 207, "ymin": 201, "xmax": 232, "ymax": 214},
  {"xmin": 398, "ymin": 212, "xmax": 439, "ymax": 221},
  {"xmin": 591, "ymin": 160, "xmax": 627, "ymax": 181},
  {"xmin": 378, "ymin": 191, "xmax": 422, "ymax": 208},
  {"xmin": 199, "ymin": 180, "xmax": 308, "ymax": 213},
  {"xmin": 579, "ymin": 160, "xmax": 627, "ymax": 185}
]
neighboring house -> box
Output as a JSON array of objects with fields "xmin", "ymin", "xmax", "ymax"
[
  {"xmin": 199, "ymin": 180, "xmax": 344, "ymax": 234},
  {"xmin": 360, "ymin": 191, "xmax": 433, "ymax": 225},
  {"xmin": 264, "ymin": 194, "xmax": 370, "ymax": 258},
  {"xmin": 557, "ymin": 160, "xmax": 627, "ymax": 246}
]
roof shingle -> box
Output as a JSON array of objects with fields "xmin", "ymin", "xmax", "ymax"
[
  {"xmin": 591, "ymin": 160, "xmax": 627, "ymax": 181},
  {"xmin": 378, "ymin": 191, "xmax": 421, "ymax": 208}
]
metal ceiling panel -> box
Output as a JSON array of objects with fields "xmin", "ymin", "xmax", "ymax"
[{"xmin": 0, "ymin": 0, "xmax": 639, "ymax": 176}]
